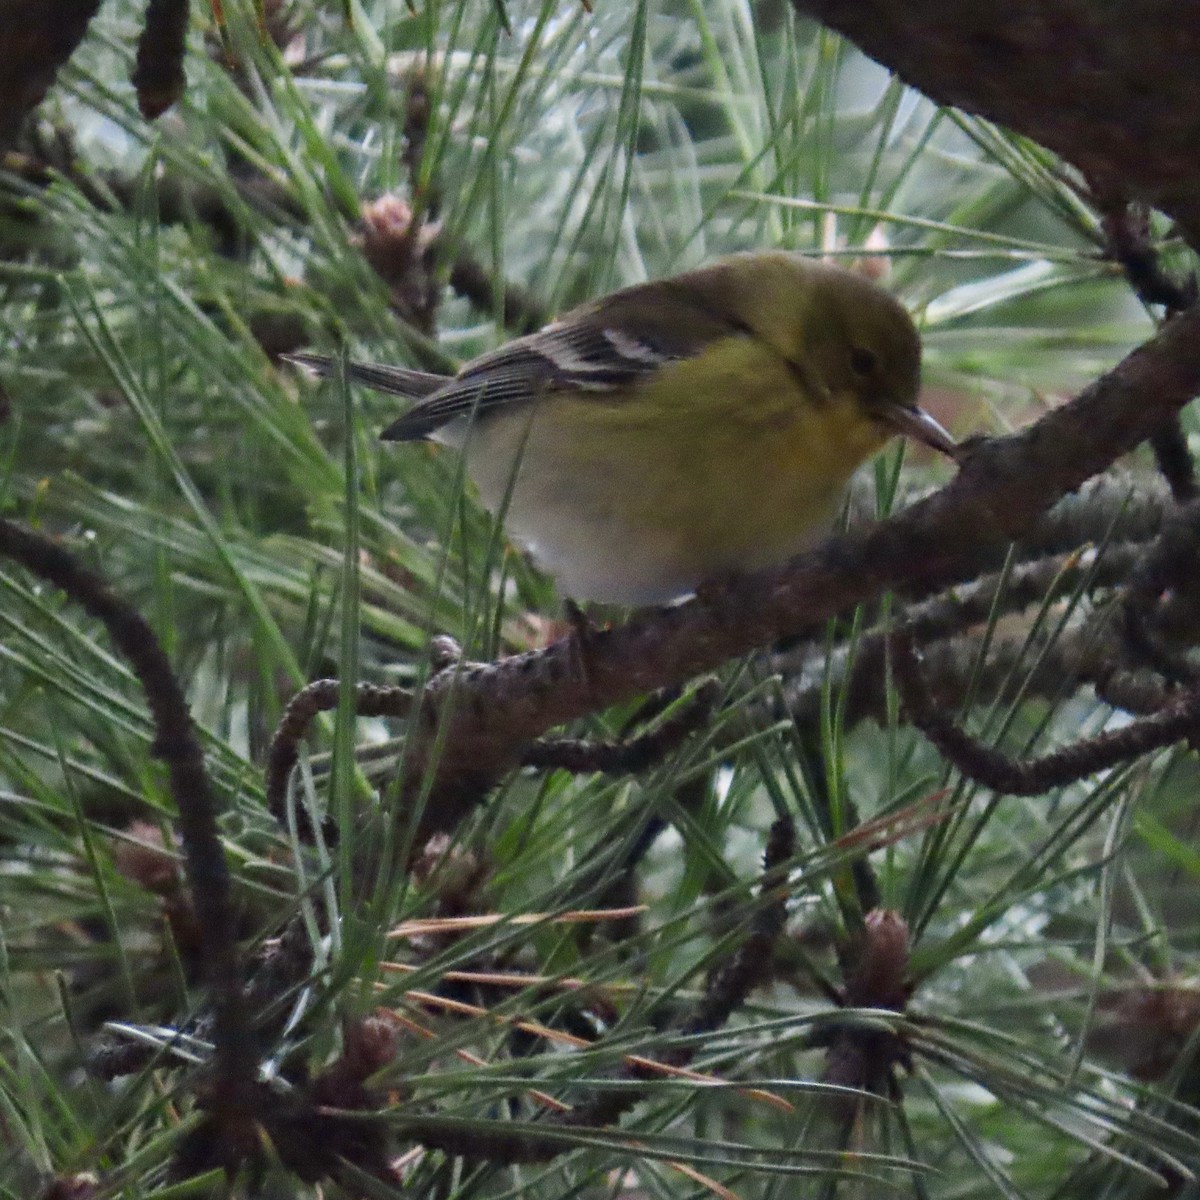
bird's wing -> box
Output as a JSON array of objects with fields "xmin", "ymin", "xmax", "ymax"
[
  {"xmin": 382, "ymin": 280, "xmax": 751, "ymax": 441},
  {"xmin": 380, "ymin": 323, "xmax": 675, "ymax": 440}
]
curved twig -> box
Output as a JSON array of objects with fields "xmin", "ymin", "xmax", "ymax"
[{"xmin": 0, "ymin": 519, "xmax": 253, "ymax": 1114}]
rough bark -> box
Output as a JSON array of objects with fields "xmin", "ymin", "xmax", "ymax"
[
  {"xmin": 0, "ymin": 1, "xmax": 104, "ymax": 149},
  {"xmin": 791, "ymin": 1, "xmax": 1200, "ymax": 243}
]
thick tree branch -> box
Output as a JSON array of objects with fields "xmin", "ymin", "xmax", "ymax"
[
  {"xmin": 405, "ymin": 305, "xmax": 1200, "ymax": 835},
  {"xmin": 0, "ymin": 0, "xmax": 103, "ymax": 150},
  {"xmin": 789, "ymin": 1, "xmax": 1200, "ymax": 245}
]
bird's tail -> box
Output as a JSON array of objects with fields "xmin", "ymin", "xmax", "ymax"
[{"xmin": 282, "ymin": 352, "xmax": 446, "ymax": 398}]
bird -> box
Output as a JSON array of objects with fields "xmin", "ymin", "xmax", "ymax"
[{"xmin": 287, "ymin": 251, "xmax": 957, "ymax": 606}]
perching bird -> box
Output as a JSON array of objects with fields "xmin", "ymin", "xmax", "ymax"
[{"xmin": 288, "ymin": 251, "xmax": 957, "ymax": 605}]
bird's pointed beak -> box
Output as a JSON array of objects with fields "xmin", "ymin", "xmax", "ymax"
[{"xmin": 881, "ymin": 403, "xmax": 959, "ymax": 459}]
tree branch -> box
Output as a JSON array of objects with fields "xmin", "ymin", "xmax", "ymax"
[{"xmin": 789, "ymin": 1, "xmax": 1200, "ymax": 245}]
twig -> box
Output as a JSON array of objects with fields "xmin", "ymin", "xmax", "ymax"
[
  {"xmin": 522, "ymin": 681, "xmax": 719, "ymax": 773},
  {"xmin": 133, "ymin": 0, "xmax": 190, "ymax": 119},
  {"xmin": 1147, "ymin": 419, "xmax": 1197, "ymax": 506},
  {"xmin": 1121, "ymin": 497, "xmax": 1200, "ymax": 684},
  {"xmin": 891, "ymin": 628, "xmax": 1200, "ymax": 795},
  {"xmin": 447, "ymin": 254, "xmax": 547, "ymax": 335},
  {"xmin": 1099, "ymin": 198, "xmax": 1198, "ymax": 502},
  {"xmin": 682, "ymin": 817, "xmax": 796, "ymax": 1036},
  {"xmin": 402, "ymin": 68, "xmax": 437, "ymax": 219},
  {"xmin": 264, "ymin": 678, "xmax": 412, "ymax": 837},
  {"xmin": 776, "ymin": 541, "xmax": 1143, "ymax": 732},
  {"xmin": 0, "ymin": 520, "xmax": 253, "ymax": 1113}
]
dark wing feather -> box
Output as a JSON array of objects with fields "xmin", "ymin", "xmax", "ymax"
[
  {"xmin": 383, "ymin": 276, "xmax": 757, "ymax": 440},
  {"xmin": 381, "ymin": 322, "xmax": 684, "ymax": 440},
  {"xmin": 461, "ymin": 320, "xmax": 666, "ymax": 388},
  {"xmin": 380, "ymin": 369, "xmax": 547, "ymax": 440},
  {"xmin": 283, "ymin": 352, "xmax": 446, "ymax": 398},
  {"xmin": 295, "ymin": 272, "xmax": 758, "ymax": 442}
]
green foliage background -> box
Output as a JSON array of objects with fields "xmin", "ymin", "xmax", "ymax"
[{"xmin": 1, "ymin": 1, "xmax": 1198, "ymax": 1197}]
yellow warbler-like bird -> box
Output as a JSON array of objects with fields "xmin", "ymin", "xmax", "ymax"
[{"xmin": 289, "ymin": 251, "xmax": 956, "ymax": 605}]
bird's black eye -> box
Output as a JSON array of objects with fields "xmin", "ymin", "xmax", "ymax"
[{"xmin": 850, "ymin": 346, "xmax": 878, "ymax": 377}]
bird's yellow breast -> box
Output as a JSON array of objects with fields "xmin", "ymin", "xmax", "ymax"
[{"xmin": 458, "ymin": 337, "xmax": 889, "ymax": 604}]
